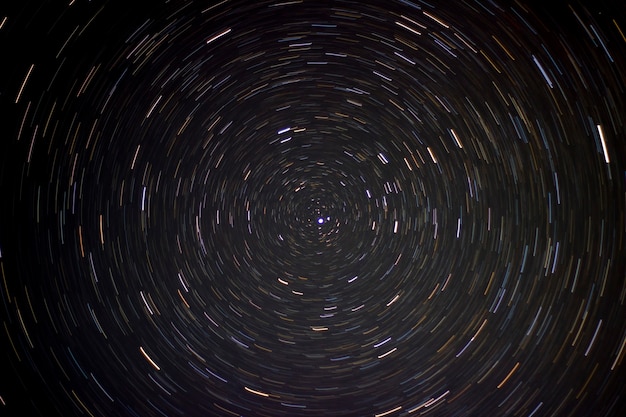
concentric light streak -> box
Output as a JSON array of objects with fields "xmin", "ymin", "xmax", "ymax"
[{"xmin": 0, "ymin": 1, "xmax": 625, "ymax": 416}]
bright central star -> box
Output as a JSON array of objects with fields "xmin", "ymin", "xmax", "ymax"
[{"xmin": 317, "ymin": 217, "xmax": 324, "ymax": 224}]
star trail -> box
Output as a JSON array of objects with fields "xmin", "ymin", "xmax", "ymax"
[{"xmin": 0, "ymin": 1, "xmax": 625, "ymax": 416}]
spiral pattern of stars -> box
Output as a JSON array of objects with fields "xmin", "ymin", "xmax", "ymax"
[{"xmin": 1, "ymin": 1, "xmax": 625, "ymax": 416}]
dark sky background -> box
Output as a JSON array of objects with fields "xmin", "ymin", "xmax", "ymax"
[{"xmin": 0, "ymin": 1, "xmax": 625, "ymax": 416}]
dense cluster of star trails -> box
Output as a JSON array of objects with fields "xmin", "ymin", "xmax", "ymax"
[{"xmin": 1, "ymin": 0, "xmax": 625, "ymax": 416}]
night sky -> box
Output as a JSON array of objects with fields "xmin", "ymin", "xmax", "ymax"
[{"xmin": 1, "ymin": 1, "xmax": 625, "ymax": 416}]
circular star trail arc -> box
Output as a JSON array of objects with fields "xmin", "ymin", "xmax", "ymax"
[{"xmin": 1, "ymin": 0, "xmax": 625, "ymax": 416}]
